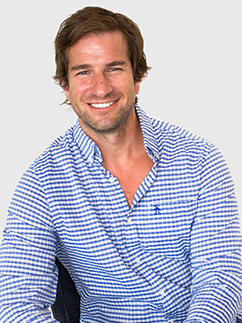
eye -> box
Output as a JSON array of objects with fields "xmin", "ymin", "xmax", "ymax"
[
  {"xmin": 76, "ymin": 70, "xmax": 90, "ymax": 76},
  {"xmin": 107, "ymin": 67, "xmax": 123, "ymax": 73}
]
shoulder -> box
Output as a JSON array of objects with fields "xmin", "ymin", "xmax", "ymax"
[
  {"xmin": 152, "ymin": 117, "xmax": 231, "ymax": 185},
  {"xmin": 29, "ymin": 124, "xmax": 79, "ymax": 175},
  {"xmin": 151, "ymin": 116, "xmax": 215, "ymax": 157},
  {"xmin": 137, "ymin": 106, "xmax": 217, "ymax": 162}
]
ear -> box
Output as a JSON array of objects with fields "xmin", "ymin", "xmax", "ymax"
[
  {"xmin": 62, "ymin": 81, "xmax": 70, "ymax": 102},
  {"xmin": 135, "ymin": 81, "xmax": 141, "ymax": 95}
]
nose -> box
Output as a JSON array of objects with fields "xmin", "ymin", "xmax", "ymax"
[{"xmin": 89, "ymin": 73, "xmax": 113, "ymax": 98}]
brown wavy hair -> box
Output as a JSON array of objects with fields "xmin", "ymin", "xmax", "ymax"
[{"xmin": 53, "ymin": 6, "xmax": 151, "ymax": 93}]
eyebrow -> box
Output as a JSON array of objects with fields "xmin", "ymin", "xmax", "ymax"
[
  {"xmin": 106, "ymin": 61, "xmax": 127, "ymax": 68},
  {"xmin": 70, "ymin": 60, "xmax": 128, "ymax": 72},
  {"xmin": 70, "ymin": 64, "xmax": 91, "ymax": 72}
]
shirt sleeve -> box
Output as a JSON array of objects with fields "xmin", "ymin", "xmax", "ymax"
[
  {"xmin": 0, "ymin": 167, "xmax": 59, "ymax": 322},
  {"xmin": 185, "ymin": 143, "xmax": 242, "ymax": 322}
]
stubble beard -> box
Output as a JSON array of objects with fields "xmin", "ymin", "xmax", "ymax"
[{"xmin": 72, "ymin": 94, "xmax": 137, "ymax": 136}]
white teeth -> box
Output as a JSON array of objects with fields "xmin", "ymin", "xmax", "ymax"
[{"xmin": 90, "ymin": 101, "xmax": 115, "ymax": 109}]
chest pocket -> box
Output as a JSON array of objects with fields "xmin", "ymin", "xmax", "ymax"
[{"xmin": 135, "ymin": 199, "xmax": 197, "ymax": 259}]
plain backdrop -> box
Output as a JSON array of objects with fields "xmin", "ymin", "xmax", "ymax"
[{"xmin": 0, "ymin": 0, "xmax": 241, "ymax": 238}]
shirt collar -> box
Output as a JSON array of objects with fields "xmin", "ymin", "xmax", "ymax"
[
  {"xmin": 73, "ymin": 120, "xmax": 101, "ymax": 165},
  {"xmin": 135, "ymin": 105, "xmax": 160, "ymax": 162},
  {"xmin": 73, "ymin": 105, "xmax": 160, "ymax": 165}
]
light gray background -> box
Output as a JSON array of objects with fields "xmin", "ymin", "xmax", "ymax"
[{"xmin": 0, "ymin": 0, "xmax": 241, "ymax": 238}]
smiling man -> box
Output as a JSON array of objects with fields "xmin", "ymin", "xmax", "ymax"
[
  {"xmin": 65, "ymin": 32, "xmax": 140, "ymax": 136},
  {"xmin": 0, "ymin": 6, "xmax": 242, "ymax": 323}
]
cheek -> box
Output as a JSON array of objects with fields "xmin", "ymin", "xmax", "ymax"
[
  {"xmin": 117, "ymin": 76, "xmax": 140, "ymax": 96},
  {"xmin": 63, "ymin": 82, "xmax": 88, "ymax": 102}
]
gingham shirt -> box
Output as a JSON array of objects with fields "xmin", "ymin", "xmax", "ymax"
[{"xmin": 0, "ymin": 106, "xmax": 241, "ymax": 323}]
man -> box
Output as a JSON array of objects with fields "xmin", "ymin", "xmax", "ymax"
[{"xmin": 0, "ymin": 6, "xmax": 241, "ymax": 322}]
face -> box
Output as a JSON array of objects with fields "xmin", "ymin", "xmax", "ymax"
[{"xmin": 63, "ymin": 31, "xmax": 140, "ymax": 137}]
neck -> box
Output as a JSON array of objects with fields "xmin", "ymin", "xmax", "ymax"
[
  {"xmin": 80, "ymin": 107, "xmax": 154, "ymax": 208},
  {"xmin": 101, "ymin": 116, "xmax": 144, "ymax": 169},
  {"xmin": 80, "ymin": 108, "xmax": 144, "ymax": 169}
]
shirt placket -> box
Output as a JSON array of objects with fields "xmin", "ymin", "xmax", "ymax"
[
  {"xmin": 124, "ymin": 209, "xmax": 168, "ymax": 302},
  {"xmin": 123, "ymin": 163, "xmax": 168, "ymax": 300}
]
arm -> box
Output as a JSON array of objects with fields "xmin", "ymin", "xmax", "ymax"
[
  {"xmin": 0, "ymin": 167, "xmax": 59, "ymax": 322},
  {"xmin": 185, "ymin": 144, "xmax": 242, "ymax": 322}
]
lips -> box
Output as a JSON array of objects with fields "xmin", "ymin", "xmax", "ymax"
[{"xmin": 89, "ymin": 100, "xmax": 117, "ymax": 109}]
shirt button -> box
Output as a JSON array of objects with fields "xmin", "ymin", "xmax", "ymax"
[
  {"xmin": 127, "ymin": 218, "xmax": 132, "ymax": 224},
  {"xmin": 135, "ymin": 257, "xmax": 141, "ymax": 265},
  {"xmin": 159, "ymin": 289, "xmax": 165, "ymax": 297},
  {"xmin": 109, "ymin": 176, "xmax": 115, "ymax": 183}
]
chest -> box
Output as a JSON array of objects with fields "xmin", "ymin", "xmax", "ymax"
[
  {"xmin": 53, "ymin": 157, "xmax": 198, "ymax": 266},
  {"xmin": 109, "ymin": 156, "xmax": 154, "ymax": 208}
]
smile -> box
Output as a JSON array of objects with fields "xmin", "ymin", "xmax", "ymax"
[{"xmin": 89, "ymin": 100, "xmax": 117, "ymax": 109}]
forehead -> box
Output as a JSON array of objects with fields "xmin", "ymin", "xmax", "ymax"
[{"xmin": 68, "ymin": 31, "xmax": 130, "ymax": 65}]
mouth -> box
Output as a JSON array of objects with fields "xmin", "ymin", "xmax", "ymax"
[{"xmin": 88, "ymin": 100, "xmax": 118, "ymax": 109}]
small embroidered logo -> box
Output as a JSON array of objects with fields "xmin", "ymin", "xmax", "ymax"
[{"xmin": 153, "ymin": 206, "xmax": 162, "ymax": 215}]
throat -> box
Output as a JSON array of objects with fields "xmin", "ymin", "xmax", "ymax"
[{"xmin": 104, "ymin": 153, "xmax": 154, "ymax": 208}]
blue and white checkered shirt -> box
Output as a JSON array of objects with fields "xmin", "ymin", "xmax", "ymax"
[{"xmin": 0, "ymin": 106, "xmax": 241, "ymax": 322}]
